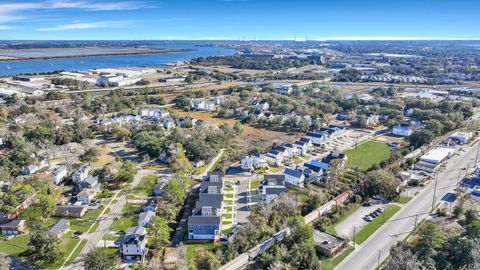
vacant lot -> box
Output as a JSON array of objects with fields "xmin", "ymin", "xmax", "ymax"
[
  {"xmin": 355, "ymin": 205, "xmax": 401, "ymax": 244},
  {"xmin": 345, "ymin": 140, "xmax": 391, "ymax": 170},
  {"xmin": 173, "ymin": 109, "xmax": 299, "ymax": 159}
]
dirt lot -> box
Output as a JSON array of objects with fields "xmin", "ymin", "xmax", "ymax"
[{"xmin": 173, "ymin": 109, "xmax": 300, "ymax": 158}]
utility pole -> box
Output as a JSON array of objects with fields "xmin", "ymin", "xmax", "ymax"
[
  {"xmin": 377, "ymin": 250, "xmax": 381, "ymax": 268},
  {"xmin": 353, "ymin": 227, "xmax": 356, "ymax": 249},
  {"xmin": 414, "ymin": 214, "xmax": 418, "ymax": 228},
  {"xmin": 475, "ymin": 138, "xmax": 480, "ymax": 166},
  {"xmin": 431, "ymin": 174, "xmax": 438, "ymax": 212},
  {"xmin": 457, "ymin": 168, "xmax": 462, "ymax": 184}
]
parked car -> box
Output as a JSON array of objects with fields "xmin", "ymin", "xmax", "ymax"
[
  {"xmin": 371, "ymin": 212, "xmax": 379, "ymax": 218},
  {"xmin": 375, "ymin": 208, "xmax": 383, "ymax": 213},
  {"xmin": 363, "ymin": 215, "xmax": 373, "ymax": 222}
]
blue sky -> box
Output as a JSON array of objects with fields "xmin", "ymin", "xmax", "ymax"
[{"xmin": 0, "ymin": 0, "xmax": 479, "ymax": 40}]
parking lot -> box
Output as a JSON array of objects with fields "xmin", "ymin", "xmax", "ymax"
[{"xmin": 334, "ymin": 204, "xmax": 388, "ymax": 239}]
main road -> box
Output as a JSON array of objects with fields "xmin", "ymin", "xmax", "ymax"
[{"xmin": 336, "ymin": 140, "xmax": 479, "ymax": 270}]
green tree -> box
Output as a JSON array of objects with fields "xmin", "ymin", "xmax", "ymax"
[
  {"xmin": 195, "ymin": 251, "xmax": 221, "ymax": 270},
  {"xmin": 80, "ymin": 147, "xmax": 100, "ymax": 165},
  {"xmin": 409, "ymin": 130, "xmax": 435, "ymax": 148},
  {"xmin": 35, "ymin": 194, "xmax": 57, "ymax": 221},
  {"xmin": 116, "ymin": 161, "xmax": 138, "ymax": 183},
  {"xmin": 465, "ymin": 220, "xmax": 480, "ymax": 239},
  {"xmin": 83, "ymin": 248, "xmax": 118, "ymax": 270},
  {"xmin": 163, "ymin": 179, "xmax": 186, "ymax": 205},
  {"xmin": 148, "ymin": 216, "xmax": 172, "ymax": 249},
  {"xmin": 25, "ymin": 230, "xmax": 63, "ymax": 263},
  {"xmin": 365, "ymin": 170, "xmax": 399, "ymax": 199}
]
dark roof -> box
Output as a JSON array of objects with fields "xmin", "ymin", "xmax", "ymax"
[
  {"xmin": 284, "ymin": 168, "xmax": 303, "ymax": 178},
  {"xmin": 321, "ymin": 151, "xmax": 346, "ymax": 165},
  {"xmin": 268, "ymin": 149, "xmax": 281, "ymax": 156},
  {"xmin": 264, "ymin": 174, "xmax": 285, "ymax": 182},
  {"xmin": 188, "ymin": 215, "xmax": 221, "ymax": 226},
  {"xmin": 196, "ymin": 193, "xmax": 224, "ymax": 209},
  {"xmin": 49, "ymin": 219, "xmax": 69, "ymax": 235},
  {"xmin": 0, "ymin": 219, "xmax": 24, "ymax": 227},
  {"xmin": 264, "ymin": 186, "xmax": 288, "ymax": 195},
  {"xmin": 305, "ymin": 132, "xmax": 323, "ymax": 138},
  {"xmin": 300, "ymin": 137, "xmax": 311, "ymax": 143}
]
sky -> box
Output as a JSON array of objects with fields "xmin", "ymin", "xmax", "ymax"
[{"xmin": 0, "ymin": 0, "xmax": 479, "ymax": 40}]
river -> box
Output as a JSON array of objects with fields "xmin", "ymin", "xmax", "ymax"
[{"xmin": 0, "ymin": 42, "xmax": 235, "ymax": 76}]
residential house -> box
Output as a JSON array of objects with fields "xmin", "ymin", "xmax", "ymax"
[
  {"xmin": 293, "ymin": 141, "xmax": 309, "ymax": 156},
  {"xmin": 275, "ymin": 84, "xmax": 293, "ymax": 94},
  {"xmin": 162, "ymin": 118, "xmax": 176, "ymax": 130},
  {"xmin": 241, "ymin": 156, "xmax": 254, "ymax": 171},
  {"xmin": 284, "ymin": 144, "xmax": 301, "ymax": 157},
  {"xmin": 55, "ymin": 205, "xmax": 88, "ymax": 218},
  {"xmin": 72, "ymin": 166, "xmax": 91, "ymax": 184},
  {"xmin": 259, "ymin": 175, "xmax": 288, "ymax": 202},
  {"xmin": 142, "ymin": 200, "xmax": 158, "ymax": 212},
  {"xmin": 392, "ymin": 124, "xmax": 413, "ymax": 137},
  {"xmin": 319, "ymin": 151, "xmax": 348, "ymax": 171},
  {"xmin": 22, "ymin": 165, "xmax": 39, "ymax": 175},
  {"xmin": 52, "ymin": 166, "xmax": 68, "ymax": 185},
  {"xmin": 140, "ymin": 108, "xmax": 170, "ymax": 120},
  {"xmin": 49, "ymin": 219, "xmax": 69, "ymax": 237},
  {"xmin": 78, "ymin": 175, "xmax": 100, "ymax": 191},
  {"xmin": 252, "ymin": 153, "xmax": 269, "ymax": 169},
  {"xmin": 138, "ymin": 210, "xmax": 155, "ymax": 227},
  {"xmin": 284, "ymin": 168, "xmax": 305, "ymax": 187},
  {"xmin": 0, "ymin": 220, "xmax": 26, "ymax": 235},
  {"xmin": 120, "ymin": 226, "xmax": 148, "ymax": 263},
  {"xmin": 77, "ymin": 188, "xmax": 97, "ymax": 204},
  {"xmin": 187, "ymin": 172, "xmax": 224, "ymax": 240},
  {"xmin": 265, "ymin": 150, "xmax": 284, "ymax": 167},
  {"xmin": 255, "ymin": 100, "xmax": 270, "ymax": 111}
]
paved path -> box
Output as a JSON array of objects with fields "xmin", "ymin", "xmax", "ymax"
[
  {"xmin": 336, "ymin": 141, "xmax": 479, "ymax": 270},
  {"xmin": 61, "ymin": 169, "xmax": 151, "ymax": 270}
]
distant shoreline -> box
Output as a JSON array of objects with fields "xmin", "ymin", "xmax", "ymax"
[{"xmin": 0, "ymin": 48, "xmax": 196, "ymax": 62}]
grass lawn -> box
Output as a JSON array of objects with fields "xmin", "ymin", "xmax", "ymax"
[
  {"xmin": 83, "ymin": 206, "xmax": 105, "ymax": 221},
  {"xmin": 103, "ymin": 232, "xmax": 125, "ymax": 241},
  {"xmin": 224, "ymin": 194, "xmax": 234, "ymax": 199},
  {"xmin": 110, "ymin": 203, "xmax": 141, "ymax": 232},
  {"xmin": 133, "ymin": 175, "xmax": 158, "ymax": 197},
  {"xmin": 395, "ymin": 195, "xmax": 412, "ymax": 204},
  {"xmin": 224, "ymin": 206, "xmax": 233, "ymax": 212},
  {"xmin": 185, "ymin": 243, "xmax": 217, "ymax": 266},
  {"xmin": 250, "ymin": 180, "xmax": 260, "ymax": 189},
  {"xmin": 345, "ymin": 140, "xmax": 391, "ymax": 171},
  {"xmin": 0, "ymin": 234, "xmax": 30, "ymax": 256},
  {"xmin": 355, "ymin": 205, "xmax": 401, "ymax": 244},
  {"xmin": 324, "ymin": 205, "xmax": 361, "ymax": 235},
  {"xmin": 222, "ymin": 214, "xmax": 233, "ymax": 219},
  {"xmin": 269, "ymin": 166, "xmax": 284, "ymax": 173},
  {"xmin": 34, "ymin": 231, "xmax": 84, "ymax": 269},
  {"xmin": 320, "ymin": 247, "xmax": 355, "ymax": 270}
]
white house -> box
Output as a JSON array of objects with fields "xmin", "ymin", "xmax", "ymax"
[
  {"xmin": 284, "ymin": 168, "xmax": 305, "ymax": 187},
  {"xmin": 72, "ymin": 166, "xmax": 90, "ymax": 184},
  {"xmin": 259, "ymin": 175, "xmax": 288, "ymax": 202},
  {"xmin": 392, "ymin": 125, "xmax": 413, "ymax": 137},
  {"xmin": 76, "ymin": 188, "xmax": 97, "ymax": 204},
  {"xmin": 241, "ymin": 156, "xmax": 254, "ymax": 171},
  {"xmin": 265, "ymin": 150, "xmax": 284, "ymax": 167},
  {"xmin": 252, "ymin": 153, "xmax": 269, "ymax": 169},
  {"xmin": 120, "ymin": 226, "xmax": 148, "ymax": 263},
  {"xmin": 52, "ymin": 166, "xmax": 68, "ymax": 185}
]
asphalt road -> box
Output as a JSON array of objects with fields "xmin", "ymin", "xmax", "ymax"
[{"xmin": 336, "ymin": 141, "xmax": 479, "ymax": 270}]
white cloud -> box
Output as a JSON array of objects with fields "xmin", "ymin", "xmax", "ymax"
[
  {"xmin": 0, "ymin": 0, "xmax": 148, "ymax": 23},
  {"xmin": 37, "ymin": 20, "xmax": 134, "ymax": 31},
  {"xmin": 0, "ymin": 25, "xmax": 13, "ymax": 30}
]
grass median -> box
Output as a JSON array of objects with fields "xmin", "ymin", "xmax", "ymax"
[{"xmin": 355, "ymin": 205, "xmax": 401, "ymax": 244}]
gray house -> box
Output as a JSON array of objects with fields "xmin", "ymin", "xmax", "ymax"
[
  {"xmin": 187, "ymin": 172, "xmax": 225, "ymax": 240},
  {"xmin": 49, "ymin": 219, "xmax": 70, "ymax": 237}
]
